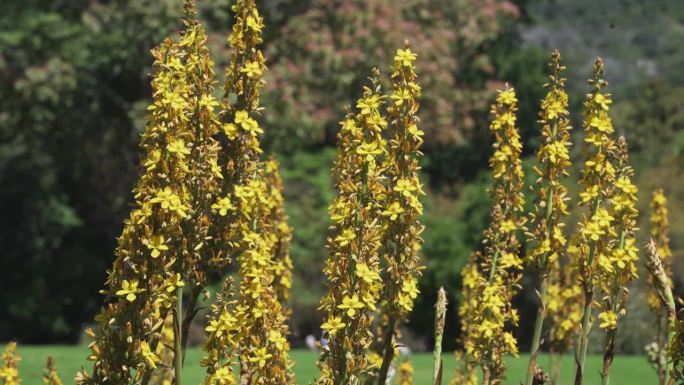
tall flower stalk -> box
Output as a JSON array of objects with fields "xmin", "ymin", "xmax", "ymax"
[
  {"xmin": 77, "ymin": 4, "xmax": 221, "ymax": 382},
  {"xmin": 598, "ymin": 137, "xmax": 639, "ymax": 385},
  {"xmin": 316, "ymin": 72, "xmax": 386, "ymax": 385},
  {"xmin": 647, "ymin": 188, "xmax": 673, "ymax": 385},
  {"xmin": 205, "ymin": 0, "xmax": 295, "ymax": 382},
  {"xmin": 524, "ymin": 50, "xmax": 572, "ymax": 385},
  {"xmin": 573, "ymin": 58, "xmax": 618, "ymax": 385},
  {"xmin": 462, "ymin": 87, "xmax": 525, "ymax": 385},
  {"xmin": 376, "ymin": 44, "xmax": 425, "ymax": 385}
]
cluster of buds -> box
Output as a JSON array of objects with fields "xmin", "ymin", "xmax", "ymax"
[
  {"xmin": 0, "ymin": 342, "xmax": 20, "ymax": 385},
  {"xmin": 460, "ymin": 87, "xmax": 525, "ymax": 385},
  {"xmin": 43, "ymin": 356, "xmax": 63, "ymax": 385},
  {"xmin": 316, "ymin": 73, "xmax": 387, "ymax": 385}
]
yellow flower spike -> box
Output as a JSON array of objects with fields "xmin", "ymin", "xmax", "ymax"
[
  {"xmin": 82, "ymin": 2, "xmax": 264, "ymax": 384},
  {"xmin": 316, "ymin": 69, "xmax": 386, "ymax": 385},
  {"xmin": 572, "ymin": 58, "xmax": 620, "ymax": 385},
  {"xmin": 458, "ymin": 85, "xmax": 524, "ymax": 384},
  {"xmin": 372, "ymin": 42, "xmax": 426, "ymax": 385},
  {"xmin": 594, "ymin": 137, "xmax": 639, "ymax": 383},
  {"xmin": 201, "ymin": 1, "xmax": 294, "ymax": 383}
]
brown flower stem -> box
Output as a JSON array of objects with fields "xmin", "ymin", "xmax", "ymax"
[
  {"xmin": 377, "ymin": 317, "xmax": 397, "ymax": 385},
  {"xmin": 180, "ymin": 285, "xmax": 201, "ymax": 361},
  {"xmin": 174, "ymin": 285, "xmax": 184, "ymax": 385}
]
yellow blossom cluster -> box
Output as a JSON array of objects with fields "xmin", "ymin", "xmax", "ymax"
[
  {"xmin": 201, "ymin": 278, "xmax": 239, "ymax": 385},
  {"xmin": 573, "ymin": 58, "xmax": 619, "ymax": 384},
  {"xmin": 526, "ymin": 50, "xmax": 571, "ymax": 274},
  {"xmin": 0, "ymin": 343, "xmax": 20, "ymax": 385},
  {"xmin": 460, "ymin": 87, "xmax": 525, "ymax": 385},
  {"xmin": 264, "ymin": 159, "xmax": 294, "ymax": 315},
  {"xmin": 316, "ymin": 74, "xmax": 387, "ymax": 385},
  {"xmin": 77, "ymin": 5, "xmax": 223, "ymax": 383},
  {"xmin": 200, "ymin": 0, "xmax": 295, "ymax": 383},
  {"xmin": 43, "ymin": 356, "xmax": 63, "ymax": 385},
  {"xmin": 375, "ymin": 44, "xmax": 425, "ymax": 382},
  {"xmin": 597, "ymin": 138, "xmax": 639, "ymax": 335},
  {"xmin": 524, "ymin": 51, "xmax": 573, "ymax": 384}
]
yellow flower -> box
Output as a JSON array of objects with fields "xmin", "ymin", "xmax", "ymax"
[
  {"xmin": 234, "ymin": 110, "xmax": 263, "ymax": 135},
  {"xmin": 382, "ymin": 201, "xmax": 404, "ymax": 220},
  {"xmin": 334, "ymin": 228, "xmax": 356, "ymax": 247},
  {"xmin": 356, "ymin": 94, "xmax": 380, "ymax": 115},
  {"xmin": 249, "ymin": 348, "xmax": 273, "ymax": 369},
  {"xmin": 140, "ymin": 341, "xmax": 160, "ymax": 369},
  {"xmin": 355, "ymin": 263, "xmax": 379, "ymax": 284},
  {"xmin": 594, "ymin": 93, "xmax": 611, "ymax": 110},
  {"xmin": 211, "ymin": 197, "xmax": 235, "ymax": 216},
  {"xmin": 338, "ymin": 295, "xmax": 365, "ymax": 317},
  {"xmin": 497, "ymin": 89, "xmax": 517, "ymax": 105},
  {"xmin": 240, "ymin": 60, "xmax": 263, "ymax": 78},
  {"xmin": 321, "ymin": 316, "xmax": 346, "ymax": 336},
  {"xmin": 146, "ymin": 234, "xmax": 169, "ymax": 258},
  {"xmin": 500, "ymin": 219, "xmax": 516, "ymax": 233},
  {"xmin": 598, "ymin": 311, "xmax": 617, "ymax": 330},
  {"xmin": 116, "ymin": 280, "xmax": 141, "ymax": 302},
  {"xmin": 395, "ymin": 48, "xmax": 417, "ymax": 66}
]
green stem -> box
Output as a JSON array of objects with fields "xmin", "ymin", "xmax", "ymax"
[
  {"xmin": 174, "ymin": 285, "xmax": 184, "ymax": 385},
  {"xmin": 574, "ymin": 242, "xmax": 596, "ymax": 385},
  {"xmin": 574, "ymin": 195, "xmax": 601, "ymax": 385},
  {"xmin": 526, "ymin": 279, "xmax": 548, "ymax": 385}
]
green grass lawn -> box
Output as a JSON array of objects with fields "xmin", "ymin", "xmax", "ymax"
[{"xmin": 7, "ymin": 345, "xmax": 655, "ymax": 384}]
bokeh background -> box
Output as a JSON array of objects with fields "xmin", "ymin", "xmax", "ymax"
[{"xmin": 1, "ymin": 0, "xmax": 683, "ymax": 355}]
